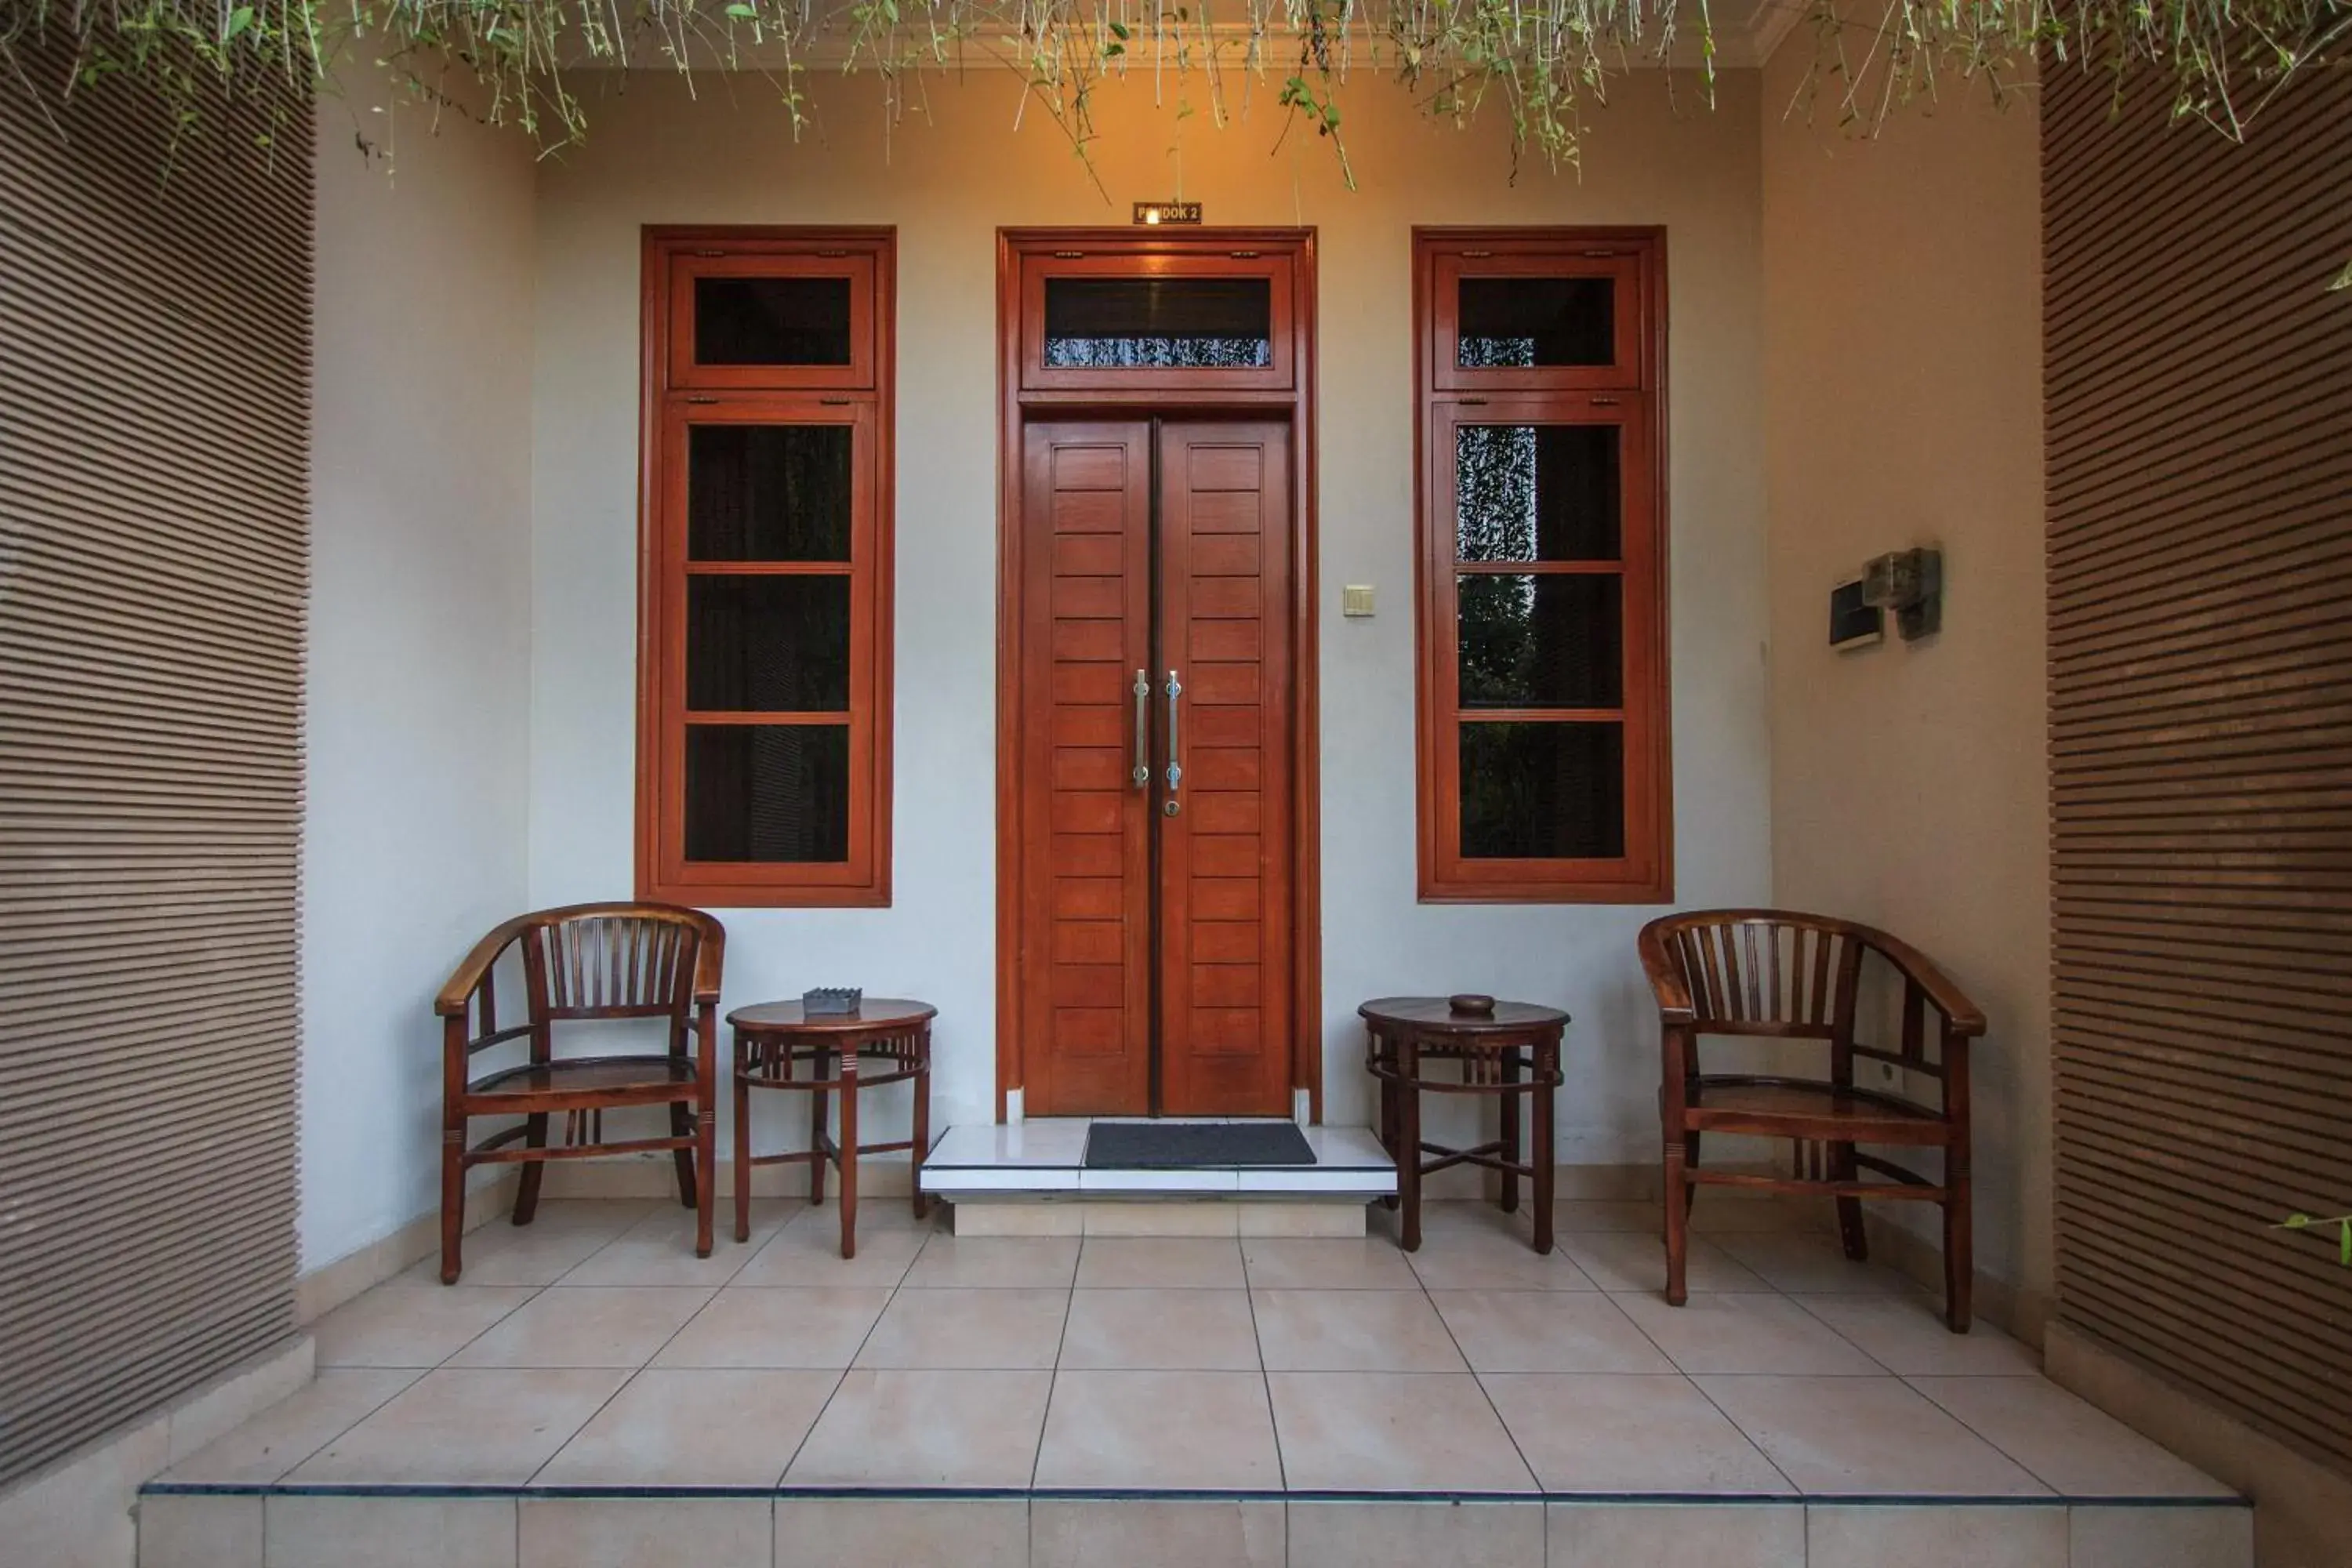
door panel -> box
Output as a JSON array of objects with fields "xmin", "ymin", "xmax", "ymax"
[
  {"xmin": 1156, "ymin": 423, "xmax": 1294, "ymax": 1116},
  {"xmin": 1020, "ymin": 422, "xmax": 1153, "ymax": 1115}
]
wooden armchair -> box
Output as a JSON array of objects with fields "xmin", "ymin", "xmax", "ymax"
[
  {"xmin": 1637, "ymin": 909, "xmax": 1985, "ymax": 1330},
  {"xmin": 434, "ymin": 902, "xmax": 725, "ymax": 1283}
]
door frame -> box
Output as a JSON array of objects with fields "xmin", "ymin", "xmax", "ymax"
[{"xmin": 993, "ymin": 227, "xmax": 1322, "ymax": 1122}]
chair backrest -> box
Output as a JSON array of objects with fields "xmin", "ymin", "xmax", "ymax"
[
  {"xmin": 1639, "ymin": 909, "xmax": 1871, "ymax": 1040},
  {"xmin": 519, "ymin": 904, "xmax": 719, "ymax": 1025}
]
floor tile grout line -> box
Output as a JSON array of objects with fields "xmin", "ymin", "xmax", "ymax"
[
  {"xmin": 1414, "ymin": 1238, "xmax": 1542, "ymax": 1497},
  {"xmin": 780, "ymin": 1201, "xmax": 923, "ymax": 1486},
  {"xmin": 1237, "ymin": 1258, "xmax": 1286, "ymax": 1495},
  {"xmin": 517, "ymin": 1263, "xmax": 735, "ymax": 1490},
  {"xmin": 546, "ymin": 1201, "xmax": 900, "ymax": 1493},
  {"xmin": 1777, "ymin": 1285, "xmax": 1907, "ymax": 1378},
  {"xmin": 1895, "ymin": 1374, "xmax": 2082, "ymax": 1501},
  {"xmin": 1605, "ymin": 1258, "xmax": 1808, "ymax": 1499},
  {"xmin": 1781, "ymin": 1285, "xmax": 2003, "ymax": 1382},
  {"xmin": 543, "ymin": 1205, "xmax": 660, "ymax": 1288},
  {"xmin": 299, "ymin": 1212, "xmax": 644, "ymax": 1477},
  {"xmin": 240, "ymin": 1369, "xmax": 428, "ymax": 1488}
]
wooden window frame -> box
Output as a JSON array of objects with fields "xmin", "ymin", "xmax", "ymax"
[
  {"xmin": 1017, "ymin": 243, "xmax": 1298, "ymax": 394},
  {"xmin": 637, "ymin": 227, "xmax": 895, "ymax": 908},
  {"xmin": 1413, "ymin": 227, "xmax": 1671, "ymax": 904}
]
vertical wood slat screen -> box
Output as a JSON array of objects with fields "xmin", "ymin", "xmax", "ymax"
[
  {"xmin": 0, "ymin": 39, "xmax": 308, "ymax": 1490},
  {"xmin": 2045, "ymin": 58, "xmax": 2352, "ymax": 1475}
]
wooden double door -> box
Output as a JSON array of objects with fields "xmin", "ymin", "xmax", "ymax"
[{"xmin": 1016, "ymin": 419, "xmax": 1295, "ymax": 1116}]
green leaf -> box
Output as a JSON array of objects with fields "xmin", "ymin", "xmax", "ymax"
[
  {"xmin": 726, "ymin": 4, "xmax": 758, "ymax": 16},
  {"xmin": 221, "ymin": 6, "xmax": 255, "ymax": 42},
  {"xmin": 2284, "ymin": 1213, "xmax": 2313, "ymax": 1229}
]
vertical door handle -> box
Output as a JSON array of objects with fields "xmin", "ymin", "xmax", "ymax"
[
  {"xmin": 1131, "ymin": 670, "xmax": 1151, "ymax": 788},
  {"xmin": 1163, "ymin": 670, "xmax": 1183, "ymax": 802},
  {"xmin": 1167, "ymin": 667, "xmax": 1185, "ymax": 818}
]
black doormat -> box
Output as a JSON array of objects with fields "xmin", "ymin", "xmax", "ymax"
[{"xmin": 1084, "ymin": 1120, "xmax": 1317, "ymax": 1169}]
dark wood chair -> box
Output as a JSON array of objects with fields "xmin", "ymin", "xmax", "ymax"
[
  {"xmin": 1637, "ymin": 909, "xmax": 1985, "ymax": 1330},
  {"xmin": 434, "ymin": 902, "xmax": 724, "ymax": 1283}
]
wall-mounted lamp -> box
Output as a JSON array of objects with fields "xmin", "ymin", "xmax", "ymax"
[
  {"xmin": 1133, "ymin": 200, "xmax": 1203, "ymax": 227},
  {"xmin": 1860, "ymin": 547, "xmax": 1944, "ymax": 641},
  {"xmin": 1828, "ymin": 575, "xmax": 1882, "ymax": 651}
]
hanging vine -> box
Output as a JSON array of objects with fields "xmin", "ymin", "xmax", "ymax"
[{"xmin": 0, "ymin": 0, "xmax": 2345, "ymax": 182}]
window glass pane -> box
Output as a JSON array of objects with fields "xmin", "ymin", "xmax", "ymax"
[
  {"xmin": 687, "ymin": 575, "xmax": 850, "ymax": 711},
  {"xmin": 1455, "ymin": 424, "xmax": 1621, "ymax": 563},
  {"xmin": 1457, "ymin": 276, "xmax": 1614, "ymax": 368},
  {"xmin": 684, "ymin": 724, "xmax": 850, "ymax": 862},
  {"xmin": 1044, "ymin": 277, "xmax": 1272, "ymax": 368},
  {"xmin": 1459, "ymin": 721, "xmax": 1624, "ymax": 859},
  {"xmin": 1458, "ymin": 574, "xmax": 1622, "ymax": 709},
  {"xmin": 688, "ymin": 425, "xmax": 852, "ymax": 562},
  {"xmin": 695, "ymin": 276, "xmax": 853, "ymax": 366}
]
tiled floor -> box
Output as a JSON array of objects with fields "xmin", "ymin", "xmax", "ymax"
[{"xmin": 140, "ymin": 1195, "xmax": 2248, "ymax": 1567}]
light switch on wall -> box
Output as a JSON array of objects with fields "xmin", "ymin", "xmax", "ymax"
[{"xmin": 1341, "ymin": 584, "xmax": 1376, "ymax": 618}]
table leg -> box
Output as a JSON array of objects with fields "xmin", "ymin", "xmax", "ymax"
[
  {"xmin": 808, "ymin": 1049, "xmax": 829, "ymax": 1207},
  {"xmin": 1533, "ymin": 1037, "xmax": 1557, "ymax": 1255},
  {"xmin": 1374, "ymin": 1029, "xmax": 1400, "ymax": 1211},
  {"xmin": 911, "ymin": 1034, "xmax": 931, "ymax": 1222},
  {"xmin": 1398, "ymin": 1038, "xmax": 1423, "ymax": 1253},
  {"xmin": 838, "ymin": 1051, "xmax": 860, "ymax": 1261},
  {"xmin": 1499, "ymin": 1047, "xmax": 1521, "ymax": 1217},
  {"xmin": 732, "ymin": 1040, "xmax": 753, "ymax": 1243}
]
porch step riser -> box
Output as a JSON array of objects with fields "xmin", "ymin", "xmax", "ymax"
[
  {"xmin": 135, "ymin": 1493, "xmax": 2256, "ymax": 1568},
  {"xmin": 920, "ymin": 1119, "xmax": 1398, "ymax": 1216},
  {"xmin": 947, "ymin": 1198, "xmax": 1368, "ymax": 1236}
]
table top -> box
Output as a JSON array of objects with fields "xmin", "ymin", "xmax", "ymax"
[
  {"xmin": 727, "ymin": 998, "xmax": 938, "ymax": 1033},
  {"xmin": 1358, "ymin": 995, "xmax": 1570, "ymax": 1033}
]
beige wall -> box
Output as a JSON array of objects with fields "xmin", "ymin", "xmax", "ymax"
[
  {"xmin": 1759, "ymin": 50, "xmax": 2049, "ymax": 1320},
  {"xmin": 528, "ymin": 67, "xmax": 1775, "ymax": 1164},
  {"xmin": 305, "ymin": 85, "xmax": 539, "ymax": 1271}
]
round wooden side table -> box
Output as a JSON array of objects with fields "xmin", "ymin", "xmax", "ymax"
[
  {"xmin": 728, "ymin": 998, "xmax": 935, "ymax": 1260},
  {"xmin": 1360, "ymin": 996, "xmax": 1570, "ymax": 1254}
]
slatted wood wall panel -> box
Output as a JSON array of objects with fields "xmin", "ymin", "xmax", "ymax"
[
  {"xmin": 2045, "ymin": 57, "xmax": 2352, "ymax": 1474},
  {"xmin": 0, "ymin": 40, "xmax": 308, "ymax": 1489}
]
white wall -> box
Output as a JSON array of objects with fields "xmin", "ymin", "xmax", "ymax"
[
  {"xmin": 528, "ymin": 67, "xmax": 1773, "ymax": 1164},
  {"xmin": 1759, "ymin": 56, "xmax": 2049, "ymax": 1316},
  {"xmin": 302, "ymin": 96, "xmax": 538, "ymax": 1270}
]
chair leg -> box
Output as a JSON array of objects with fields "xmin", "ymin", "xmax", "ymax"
[
  {"xmin": 1663, "ymin": 1135, "xmax": 1690, "ymax": 1306},
  {"xmin": 1834, "ymin": 1142, "xmax": 1867, "ymax": 1261},
  {"xmin": 670, "ymin": 1101, "xmax": 698, "ymax": 1209},
  {"xmin": 1682, "ymin": 1129, "xmax": 1702, "ymax": 1218},
  {"xmin": 439, "ymin": 1128, "xmax": 466, "ymax": 1285},
  {"xmin": 1943, "ymin": 1180, "xmax": 1973, "ymax": 1333},
  {"xmin": 512, "ymin": 1113, "xmax": 548, "ymax": 1227}
]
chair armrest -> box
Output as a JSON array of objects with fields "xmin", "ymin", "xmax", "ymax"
[
  {"xmin": 435, "ymin": 918, "xmax": 532, "ymax": 1018},
  {"xmin": 1637, "ymin": 920, "xmax": 1696, "ymax": 1023},
  {"xmin": 1866, "ymin": 932, "xmax": 1987, "ymax": 1036},
  {"xmin": 691, "ymin": 918, "xmax": 726, "ymax": 1007}
]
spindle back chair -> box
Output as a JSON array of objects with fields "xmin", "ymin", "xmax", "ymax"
[
  {"xmin": 1638, "ymin": 909, "xmax": 1985, "ymax": 1330},
  {"xmin": 434, "ymin": 902, "xmax": 725, "ymax": 1283}
]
